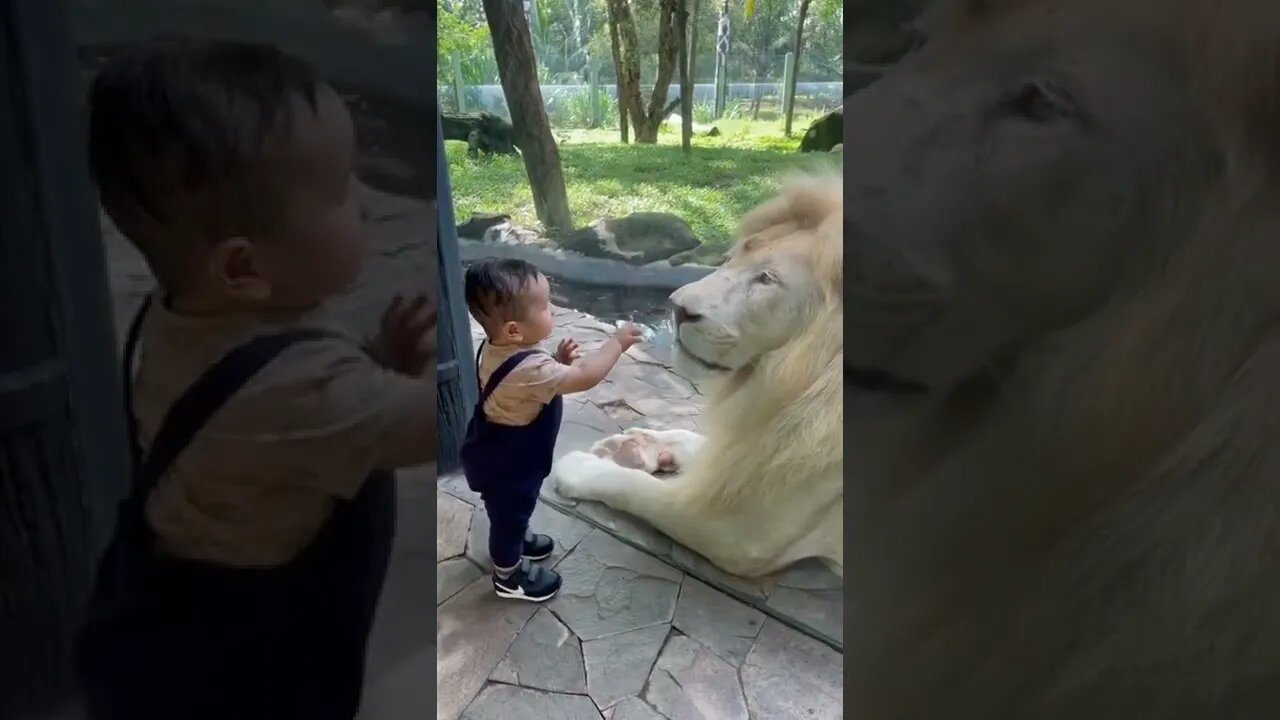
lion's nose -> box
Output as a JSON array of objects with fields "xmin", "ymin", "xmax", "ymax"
[{"xmin": 673, "ymin": 305, "xmax": 702, "ymax": 326}]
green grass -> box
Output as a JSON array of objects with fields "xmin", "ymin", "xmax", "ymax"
[{"xmin": 445, "ymin": 117, "xmax": 837, "ymax": 261}]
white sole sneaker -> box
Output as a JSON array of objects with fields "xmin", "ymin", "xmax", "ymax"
[{"xmin": 493, "ymin": 580, "xmax": 560, "ymax": 602}]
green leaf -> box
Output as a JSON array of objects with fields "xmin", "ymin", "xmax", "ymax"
[{"xmin": 744, "ymin": 0, "xmax": 756, "ymax": 18}]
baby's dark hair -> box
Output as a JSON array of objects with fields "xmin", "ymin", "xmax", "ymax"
[
  {"xmin": 87, "ymin": 36, "xmax": 321, "ymax": 282},
  {"xmin": 464, "ymin": 258, "xmax": 543, "ymax": 328}
]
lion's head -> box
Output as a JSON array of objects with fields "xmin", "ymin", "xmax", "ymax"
[
  {"xmin": 843, "ymin": 0, "xmax": 1280, "ymax": 429},
  {"xmin": 847, "ymin": 0, "xmax": 1280, "ymax": 715},
  {"xmin": 669, "ymin": 175, "xmax": 842, "ymax": 387}
]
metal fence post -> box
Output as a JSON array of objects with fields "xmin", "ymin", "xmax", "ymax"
[
  {"xmin": 0, "ymin": 0, "xmax": 132, "ymax": 715},
  {"xmin": 435, "ymin": 112, "xmax": 477, "ymax": 474}
]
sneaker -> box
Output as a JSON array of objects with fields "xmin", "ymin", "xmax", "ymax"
[
  {"xmin": 493, "ymin": 559, "xmax": 562, "ymax": 602},
  {"xmin": 522, "ymin": 530, "xmax": 555, "ymax": 561}
]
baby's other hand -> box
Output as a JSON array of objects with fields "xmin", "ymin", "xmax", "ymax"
[
  {"xmin": 555, "ymin": 338, "xmax": 581, "ymax": 365},
  {"xmin": 613, "ymin": 323, "xmax": 644, "ymax": 351},
  {"xmin": 374, "ymin": 293, "xmax": 436, "ymax": 377}
]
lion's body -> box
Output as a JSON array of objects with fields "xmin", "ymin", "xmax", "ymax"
[{"xmin": 553, "ymin": 176, "xmax": 844, "ymax": 579}]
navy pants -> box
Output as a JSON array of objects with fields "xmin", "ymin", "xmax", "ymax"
[
  {"xmin": 79, "ymin": 472, "xmax": 396, "ymax": 720},
  {"xmin": 460, "ymin": 346, "xmax": 564, "ymax": 568}
]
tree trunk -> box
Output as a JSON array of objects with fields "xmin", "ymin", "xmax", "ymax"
[
  {"xmin": 605, "ymin": 0, "xmax": 629, "ymax": 142},
  {"xmin": 688, "ymin": 0, "xmax": 702, "ymax": 100},
  {"xmin": 608, "ymin": 0, "xmax": 682, "ymax": 144},
  {"xmin": 783, "ymin": 0, "xmax": 812, "ymax": 137},
  {"xmin": 481, "ymin": 0, "xmax": 573, "ymax": 235},
  {"xmin": 678, "ymin": 0, "xmax": 692, "ymax": 154},
  {"xmin": 607, "ymin": 0, "xmax": 646, "ymax": 142},
  {"xmin": 636, "ymin": 0, "xmax": 682, "ymax": 143}
]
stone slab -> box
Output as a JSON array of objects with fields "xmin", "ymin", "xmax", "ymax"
[
  {"xmin": 438, "ymin": 491, "xmax": 474, "ymax": 562},
  {"xmin": 581, "ymin": 623, "xmax": 671, "ymax": 710},
  {"xmin": 550, "ymin": 530, "xmax": 682, "ymax": 642},
  {"xmin": 461, "ymin": 684, "xmax": 603, "ymax": 720},
  {"xmin": 644, "ymin": 634, "xmax": 749, "ymax": 720},
  {"xmin": 438, "ymin": 557, "xmax": 482, "ymax": 606},
  {"xmin": 671, "ymin": 577, "xmax": 766, "ymax": 667},
  {"xmin": 489, "ymin": 608, "xmax": 587, "ymax": 694},
  {"xmin": 436, "ymin": 579, "xmax": 539, "ymax": 720},
  {"xmin": 741, "ymin": 619, "xmax": 844, "ymax": 720}
]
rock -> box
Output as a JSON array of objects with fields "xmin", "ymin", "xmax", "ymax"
[
  {"xmin": 561, "ymin": 213, "xmax": 701, "ymax": 265},
  {"xmin": 480, "ymin": 221, "xmax": 546, "ymax": 247},
  {"xmin": 671, "ymin": 577, "xmax": 766, "ymax": 667},
  {"xmin": 765, "ymin": 587, "xmax": 844, "ymax": 646},
  {"xmin": 438, "ymin": 558, "xmax": 482, "ymax": 605},
  {"xmin": 644, "ymin": 634, "xmax": 750, "ymax": 720},
  {"xmin": 457, "ymin": 212, "xmax": 511, "ymax": 240},
  {"xmin": 740, "ymin": 619, "xmax": 843, "ymax": 720},
  {"xmin": 489, "ymin": 608, "xmax": 586, "ymax": 694},
  {"xmin": 549, "ymin": 530, "xmax": 682, "ymax": 641},
  {"xmin": 462, "ymin": 683, "xmax": 602, "ymax": 720},
  {"xmin": 438, "ymin": 491, "xmax": 474, "ymax": 562},
  {"xmin": 582, "ymin": 624, "xmax": 672, "ymax": 709},
  {"xmin": 609, "ymin": 697, "xmax": 668, "ymax": 720},
  {"xmin": 799, "ymin": 108, "xmax": 843, "ymax": 153},
  {"xmin": 436, "ymin": 579, "xmax": 539, "ymax": 719}
]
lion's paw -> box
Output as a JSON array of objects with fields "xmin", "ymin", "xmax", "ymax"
[{"xmin": 552, "ymin": 451, "xmax": 616, "ymax": 501}]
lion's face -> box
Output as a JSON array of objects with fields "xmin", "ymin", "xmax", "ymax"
[
  {"xmin": 843, "ymin": 1, "xmax": 1210, "ymax": 399},
  {"xmin": 669, "ymin": 193, "xmax": 839, "ymax": 381}
]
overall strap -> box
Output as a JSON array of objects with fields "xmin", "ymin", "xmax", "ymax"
[
  {"xmin": 122, "ymin": 295, "xmax": 153, "ymax": 471},
  {"xmin": 122, "ymin": 295, "xmax": 338, "ymax": 494},
  {"xmin": 477, "ymin": 344, "xmax": 540, "ymax": 407}
]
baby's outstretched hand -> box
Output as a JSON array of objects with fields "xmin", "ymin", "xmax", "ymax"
[
  {"xmin": 613, "ymin": 323, "xmax": 645, "ymax": 351},
  {"xmin": 373, "ymin": 293, "xmax": 436, "ymax": 377},
  {"xmin": 555, "ymin": 338, "xmax": 581, "ymax": 365}
]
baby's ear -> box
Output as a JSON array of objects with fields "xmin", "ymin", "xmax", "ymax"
[{"xmin": 209, "ymin": 236, "xmax": 271, "ymax": 302}]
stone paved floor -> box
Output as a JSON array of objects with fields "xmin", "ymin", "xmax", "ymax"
[
  {"xmin": 435, "ymin": 310, "xmax": 845, "ymax": 719},
  {"xmin": 436, "ymin": 477, "xmax": 844, "ymax": 720}
]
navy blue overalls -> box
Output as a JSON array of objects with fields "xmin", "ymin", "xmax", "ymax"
[
  {"xmin": 459, "ymin": 342, "xmax": 564, "ymax": 568},
  {"xmin": 77, "ymin": 296, "xmax": 396, "ymax": 720}
]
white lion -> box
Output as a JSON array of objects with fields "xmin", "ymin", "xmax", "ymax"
[
  {"xmin": 830, "ymin": 0, "xmax": 1280, "ymax": 717},
  {"xmin": 553, "ymin": 175, "xmax": 843, "ymax": 579}
]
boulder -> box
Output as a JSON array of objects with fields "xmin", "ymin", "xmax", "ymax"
[
  {"xmin": 799, "ymin": 108, "xmax": 843, "ymax": 153},
  {"xmin": 561, "ymin": 213, "xmax": 701, "ymax": 265},
  {"xmin": 456, "ymin": 212, "xmax": 510, "ymax": 240}
]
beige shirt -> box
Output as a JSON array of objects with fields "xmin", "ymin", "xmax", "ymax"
[
  {"xmin": 478, "ymin": 342, "xmax": 571, "ymax": 426},
  {"xmin": 132, "ymin": 296, "xmax": 434, "ymax": 567}
]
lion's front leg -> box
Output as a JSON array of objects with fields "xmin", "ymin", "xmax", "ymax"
[{"xmin": 553, "ymin": 449, "xmax": 773, "ymax": 577}]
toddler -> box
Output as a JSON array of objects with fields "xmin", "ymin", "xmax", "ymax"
[
  {"xmin": 461, "ymin": 258, "xmax": 643, "ymax": 601},
  {"xmin": 76, "ymin": 38, "xmax": 436, "ymax": 720}
]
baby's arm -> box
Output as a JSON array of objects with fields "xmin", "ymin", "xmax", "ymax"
[
  {"xmin": 558, "ymin": 337, "xmax": 625, "ymax": 394},
  {"xmin": 227, "ymin": 340, "xmax": 437, "ymax": 500},
  {"xmin": 559, "ymin": 323, "xmax": 645, "ymax": 394}
]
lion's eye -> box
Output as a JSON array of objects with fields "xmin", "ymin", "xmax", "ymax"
[
  {"xmin": 1007, "ymin": 80, "xmax": 1076, "ymax": 123},
  {"xmin": 755, "ymin": 271, "xmax": 778, "ymax": 285}
]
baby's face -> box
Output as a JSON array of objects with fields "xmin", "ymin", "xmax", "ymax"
[{"xmin": 255, "ymin": 84, "xmax": 367, "ymax": 306}]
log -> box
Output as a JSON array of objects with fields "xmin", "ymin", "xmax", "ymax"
[{"xmin": 441, "ymin": 112, "xmax": 520, "ymax": 158}]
